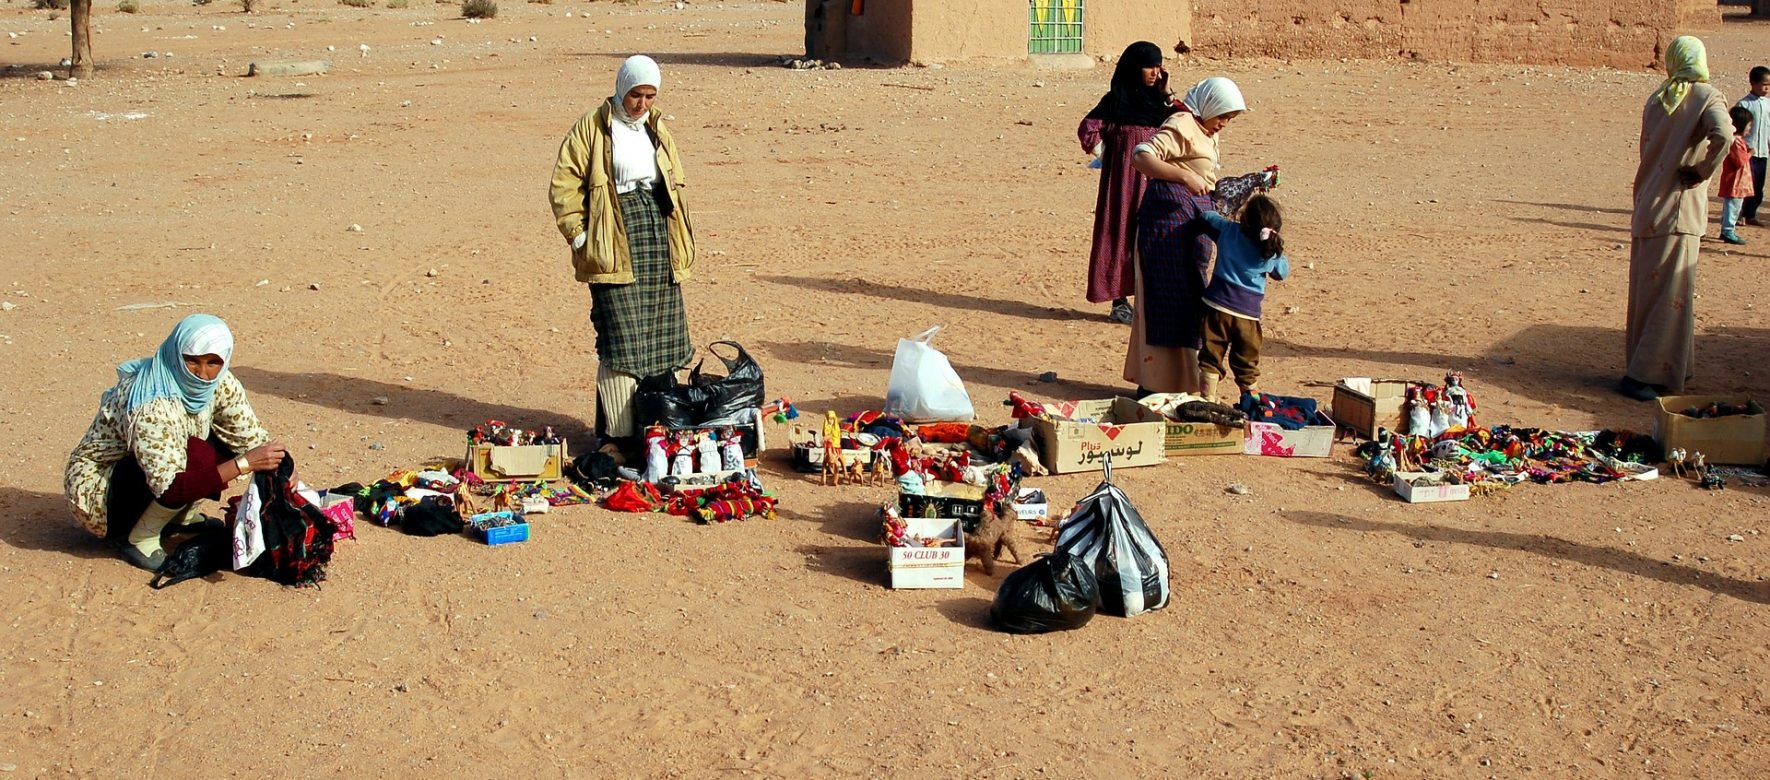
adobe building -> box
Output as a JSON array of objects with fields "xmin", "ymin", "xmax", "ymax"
[
  {"xmin": 806, "ymin": 0, "xmax": 1723, "ymax": 70},
  {"xmin": 805, "ymin": 0, "xmax": 1191, "ymax": 65}
]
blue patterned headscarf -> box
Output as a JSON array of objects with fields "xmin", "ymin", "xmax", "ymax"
[{"xmin": 116, "ymin": 313, "xmax": 235, "ymax": 414}]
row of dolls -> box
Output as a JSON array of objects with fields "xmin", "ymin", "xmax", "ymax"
[
  {"xmin": 643, "ymin": 426, "xmax": 747, "ymax": 484},
  {"xmin": 1405, "ymin": 372, "xmax": 1478, "ymax": 439}
]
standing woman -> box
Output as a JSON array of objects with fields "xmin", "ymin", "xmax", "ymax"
[
  {"xmin": 1123, "ymin": 77, "xmax": 1246, "ymax": 396},
  {"xmin": 550, "ymin": 55, "xmax": 697, "ymax": 448},
  {"xmin": 1078, "ymin": 42, "xmax": 1179, "ymax": 324},
  {"xmin": 1621, "ymin": 36, "xmax": 1731, "ymax": 401},
  {"xmin": 65, "ymin": 314, "xmax": 287, "ymax": 571}
]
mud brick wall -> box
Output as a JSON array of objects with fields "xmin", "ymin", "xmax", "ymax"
[{"xmin": 1189, "ymin": 0, "xmax": 1720, "ymax": 68}]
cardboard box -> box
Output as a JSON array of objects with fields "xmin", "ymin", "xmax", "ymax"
[
  {"xmin": 899, "ymin": 480, "xmax": 987, "ymax": 532},
  {"xmin": 1332, "ymin": 378, "xmax": 1422, "ymax": 439},
  {"xmin": 668, "ymin": 412, "xmax": 765, "ymax": 470},
  {"xmin": 1392, "ymin": 471, "xmax": 1471, "ymax": 504},
  {"xmin": 1654, "ymin": 396, "xmax": 1767, "ymax": 466},
  {"xmin": 466, "ymin": 441, "xmax": 567, "ymax": 483},
  {"xmin": 1011, "ymin": 488, "xmax": 1049, "ymax": 522},
  {"xmin": 1244, "ymin": 411, "xmax": 1338, "ymax": 457},
  {"xmin": 1132, "ymin": 394, "xmax": 1245, "ymax": 456},
  {"xmin": 1031, "ymin": 397, "xmax": 1167, "ymax": 474},
  {"xmin": 887, "ymin": 517, "xmax": 965, "ymax": 589}
]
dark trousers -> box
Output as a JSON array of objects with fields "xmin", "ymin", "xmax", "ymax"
[
  {"xmin": 104, "ymin": 436, "xmax": 233, "ymax": 541},
  {"xmin": 1745, "ymin": 156, "xmax": 1766, "ymax": 221},
  {"xmin": 1199, "ymin": 308, "xmax": 1264, "ymax": 391}
]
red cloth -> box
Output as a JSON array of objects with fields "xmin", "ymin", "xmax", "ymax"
[
  {"xmin": 103, "ymin": 436, "xmax": 232, "ymax": 540},
  {"xmin": 1079, "ymin": 119, "xmax": 1163, "ymax": 303},
  {"xmin": 1720, "ymin": 137, "xmax": 1755, "ymax": 199}
]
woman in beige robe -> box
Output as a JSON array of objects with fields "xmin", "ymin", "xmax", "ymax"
[{"xmin": 1622, "ymin": 35, "xmax": 1732, "ymax": 401}]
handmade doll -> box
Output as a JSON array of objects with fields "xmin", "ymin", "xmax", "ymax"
[
  {"xmin": 1447, "ymin": 395, "xmax": 1470, "ymax": 431},
  {"xmin": 719, "ymin": 427, "xmax": 745, "ymax": 472},
  {"xmin": 1428, "ymin": 398, "xmax": 1451, "ymax": 439},
  {"xmin": 1405, "ymin": 386, "xmax": 1432, "ymax": 437},
  {"xmin": 671, "ymin": 431, "xmax": 696, "ymax": 476},
  {"xmin": 696, "ymin": 430, "xmax": 721, "ymax": 474},
  {"xmin": 1365, "ymin": 428, "xmax": 1395, "ymax": 481},
  {"xmin": 1443, "ymin": 371, "xmax": 1476, "ymax": 428},
  {"xmin": 643, "ymin": 426, "xmax": 669, "ymax": 483}
]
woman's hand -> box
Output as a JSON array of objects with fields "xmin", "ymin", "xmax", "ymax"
[
  {"xmin": 1174, "ymin": 168, "xmax": 1211, "ymax": 196},
  {"xmin": 244, "ymin": 441, "xmax": 287, "ymax": 472}
]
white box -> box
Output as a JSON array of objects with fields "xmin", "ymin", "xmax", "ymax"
[
  {"xmin": 887, "ymin": 517, "xmax": 966, "ymax": 589},
  {"xmin": 1392, "ymin": 471, "xmax": 1471, "ymax": 503}
]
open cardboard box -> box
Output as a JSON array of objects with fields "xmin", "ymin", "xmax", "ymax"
[
  {"xmin": 1392, "ymin": 471, "xmax": 1471, "ymax": 504},
  {"xmin": 1132, "ymin": 393, "xmax": 1245, "ymax": 456},
  {"xmin": 1653, "ymin": 395, "xmax": 1766, "ymax": 466},
  {"xmin": 1244, "ymin": 410, "xmax": 1337, "ymax": 458},
  {"xmin": 1030, "ymin": 397, "xmax": 1167, "ymax": 474},
  {"xmin": 887, "ymin": 517, "xmax": 965, "ymax": 589},
  {"xmin": 466, "ymin": 441, "xmax": 567, "ymax": 483}
]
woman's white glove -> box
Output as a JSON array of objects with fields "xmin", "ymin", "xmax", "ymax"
[{"xmin": 571, "ymin": 233, "xmax": 587, "ymax": 251}]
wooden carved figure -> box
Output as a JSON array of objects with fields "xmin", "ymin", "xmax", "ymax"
[{"xmin": 1665, "ymin": 447, "xmax": 1686, "ymax": 479}]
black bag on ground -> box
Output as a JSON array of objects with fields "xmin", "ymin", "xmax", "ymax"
[
  {"xmin": 1053, "ymin": 457, "xmax": 1170, "ymax": 618},
  {"xmin": 631, "ymin": 341, "xmax": 766, "ymax": 428},
  {"xmin": 150, "ymin": 521, "xmax": 232, "ymax": 590},
  {"xmin": 242, "ymin": 456, "xmax": 337, "ymax": 588},
  {"xmin": 989, "ymin": 551, "xmax": 1100, "ymax": 634},
  {"xmin": 401, "ymin": 497, "xmax": 463, "ymax": 537}
]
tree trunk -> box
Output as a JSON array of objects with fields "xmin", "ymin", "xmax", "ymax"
[{"xmin": 69, "ymin": 0, "xmax": 93, "ymax": 79}]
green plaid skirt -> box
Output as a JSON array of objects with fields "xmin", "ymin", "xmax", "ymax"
[{"xmin": 589, "ymin": 188, "xmax": 693, "ymax": 378}]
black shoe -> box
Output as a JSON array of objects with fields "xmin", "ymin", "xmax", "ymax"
[
  {"xmin": 120, "ymin": 545, "xmax": 168, "ymax": 572},
  {"xmin": 1617, "ymin": 376, "xmax": 1661, "ymax": 402},
  {"xmin": 1108, "ymin": 302, "xmax": 1134, "ymax": 324}
]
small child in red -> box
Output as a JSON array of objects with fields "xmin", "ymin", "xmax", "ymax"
[{"xmin": 1720, "ymin": 106, "xmax": 1755, "ymax": 245}]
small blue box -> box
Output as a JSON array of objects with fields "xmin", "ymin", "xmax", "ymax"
[
  {"xmin": 468, "ymin": 511, "xmax": 530, "ymax": 546},
  {"xmin": 481, "ymin": 522, "xmax": 530, "ymax": 546}
]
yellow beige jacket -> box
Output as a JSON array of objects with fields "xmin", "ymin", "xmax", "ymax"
[{"xmin": 549, "ymin": 100, "xmax": 695, "ymax": 285}]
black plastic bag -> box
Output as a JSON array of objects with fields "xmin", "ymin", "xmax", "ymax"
[
  {"xmin": 689, "ymin": 341, "xmax": 765, "ymax": 425},
  {"xmin": 631, "ymin": 341, "xmax": 765, "ymax": 428},
  {"xmin": 402, "ymin": 497, "xmax": 463, "ymax": 537},
  {"xmin": 1053, "ymin": 458, "xmax": 1170, "ymax": 618},
  {"xmin": 989, "ymin": 551, "xmax": 1100, "ymax": 634},
  {"xmin": 633, "ymin": 371, "xmax": 701, "ymax": 429},
  {"xmin": 150, "ymin": 521, "xmax": 232, "ymax": 589}
]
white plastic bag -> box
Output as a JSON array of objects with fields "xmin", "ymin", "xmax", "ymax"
[{"xmin": 883, "ymin": 326, "xmax": 975, "ymax": 422}]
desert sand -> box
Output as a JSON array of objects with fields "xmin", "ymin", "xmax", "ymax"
[{"xmin": 2, "ymin": 1, "xmax": 1769, "ymax": 777}]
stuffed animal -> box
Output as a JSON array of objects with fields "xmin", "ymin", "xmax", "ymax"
[{"xmin": 964, "ymin": 500, "xmax": 1024, "ymax": 576}]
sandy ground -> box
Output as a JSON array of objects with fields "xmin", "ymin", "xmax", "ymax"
[{"xmin": 3, "ymin": 1, "xmax": 1770, "ymax": 777}]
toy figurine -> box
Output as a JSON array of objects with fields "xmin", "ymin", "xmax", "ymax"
[
  {"xmin": 1443, "ymin": 371, "xmax": 1476, "ymax": 428},
  {"xmin": 1446, "ymin": 395, "xmax": 1469, "ymax": 431},
  {"xmin": 821, "ymin": 410, "xmax": 845, "ymax": 486},
  {"xmin": 671, "ymin": 430, "xmax": 696, "ymax": 477},
  {"xmin": 762, "ymin": 397, "xmax": 799, "ymax": 423},
  {"xmin": 1406, "ymin": 386, "xmax": 1431, "ymax": 437},
  {"xmin": 1689, "ymin": 451, "xmax": 1708, "ymax": 481},
  {"xmin": 1365, "ymin": 427, "xmax": 1395, "ymax": 482},
  {"xmin": 696, "ymin": 430, "xmax": 721, "ymax": 474},
  {"xmin": 719, "ymin": 427, "xmax": 745, "ymax": 471},
  {"xmin": 1428, "ymin": 398, "xmax": 1451, "ymax": 439},
  {"xmin": 643, "ymin": 426, "xmax": 669, "ymax": 483},
  {"xmin": 1665, "ymin": 447, "xmax": 1686, "ymax": 478}
]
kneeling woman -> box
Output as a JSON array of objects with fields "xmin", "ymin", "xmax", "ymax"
[{"xmin": 65, "ymin": 314, "xmax": 287, "ymax": 571}]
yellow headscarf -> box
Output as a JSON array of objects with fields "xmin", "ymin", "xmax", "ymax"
[{"xmin": 1654, "ymin": 35, "xmax": 1708, "ymax": 114}]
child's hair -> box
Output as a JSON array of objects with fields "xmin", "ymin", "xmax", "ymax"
[
  {"xmin": 1731, "ymin": 106, "xmax": 1754, "ymax": 135},
  {"xmin": 1751, "ymin": 65, "xmax": 1770, "ymax": 84},
  {"xmin": 1239, "ymin": 194, "xmax": 1284, "ymax": 259}
]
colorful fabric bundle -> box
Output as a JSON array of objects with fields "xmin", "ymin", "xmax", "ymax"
[{"xmin": 1238, "ymin": 392, "xmax": 1317, "ymax": 430}]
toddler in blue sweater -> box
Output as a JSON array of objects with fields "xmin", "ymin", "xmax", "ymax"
[{"xmin": 1193, "ymin": 194, "xmax": 1290, "ymax": 401}]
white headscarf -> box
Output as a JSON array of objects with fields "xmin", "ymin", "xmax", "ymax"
[
  {"xmin": 613, "ymin": 55, "xmax": 662, "ymax": 125},
  {"xmin": 1182, "ymin": 77, "xmax": 1247, "ymax": 121}
]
